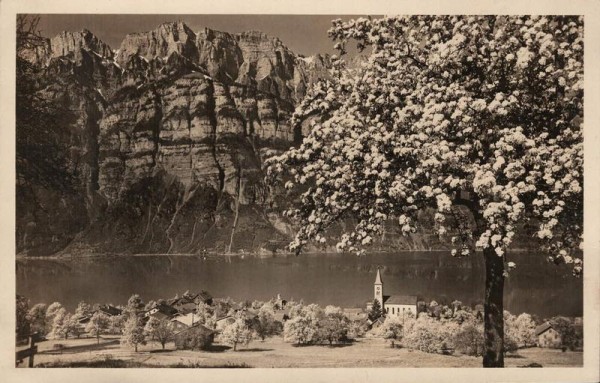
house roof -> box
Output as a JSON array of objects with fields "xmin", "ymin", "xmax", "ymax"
[
  {"xmin": 197, "ymin": 291, "xmax": 212, "ymax": 302},
  {"xmin": 173, "ymin": 323, "xmax": 215, "ymax": 338},
  {"xmin": 98, "ymin": 305, "xmax": 122, "ymax": 316},
  {"xmin": 535, "ymin": 322, "xmax": 553, "ymax": 336},
  {"xmin": 171, "ymin": 312, "xmax": 199, "ymax": 328},
  {"xmin": 384, "ymin": 295, "xmax": 418, "ymax": 305},
  {"xmin": 148, "ymin": 311, "xmax": 171, "ymax": 321},
  {"xmin": 343, "ymin": 308, "xmax": 365, "ymax": 315},
  {"xmin": 156, "ymin": 303, "xmax": 178, "ymax": 315}
]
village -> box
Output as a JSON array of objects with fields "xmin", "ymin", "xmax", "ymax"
[{"xmin": 16, "ymin": 270, "xmax": 583, "ymax": 368}]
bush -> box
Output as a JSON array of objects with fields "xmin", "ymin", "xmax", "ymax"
[
  {"xmin": 453, "ymin": 323, "xmax": 484, "ymax": 356},
  {"xmin": 402, "ymin": 314, "xmax": 458, "ymax": 354},
  {"xmin": 174, "ymin": 327, "xmax": 214, "ymax": 351}
]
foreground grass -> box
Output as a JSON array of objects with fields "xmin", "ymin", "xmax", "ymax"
[{"xmin": 26, "ymin": 336, "xmax": 583, "ymax": 368}]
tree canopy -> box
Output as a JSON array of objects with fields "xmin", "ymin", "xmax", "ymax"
[
  {"xmin": 266, "ymin": 15, "xmax": 583, "ymax": 273},
  {"xmin": 266, "ymin": 15, "xmax": 583, "ymax": 367}
]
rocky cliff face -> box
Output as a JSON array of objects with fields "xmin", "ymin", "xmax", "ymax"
[{"xmin": 17, "ymin": 22, "xmax": 337, "ymax": 256}]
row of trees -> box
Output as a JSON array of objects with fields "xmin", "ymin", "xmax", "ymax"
[
  {"xmin": 18, "ymin": 298, "xmax": 124, "ymax": 342},
  {"xmin": 17, "ymin": 294, "xmax": 168, "ymax": 352},
  {"xmin": 17, "ymin": 294, "xmax": 289, "ymax": 352},
  {"xmin": 380, "ymin": 306, "xmax": 580, "ymax": 356}
]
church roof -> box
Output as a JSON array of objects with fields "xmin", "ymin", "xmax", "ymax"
[
  {"xmin": 383, "ymin": 295, "xmax": 418, "ymax": 305},
  {"xmin": 375, "ymin": 268, "xmax": 383, "ymax": 284}
]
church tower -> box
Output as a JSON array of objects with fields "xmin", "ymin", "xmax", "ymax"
[{"xmin": 374, "ymin": 268, "xmax": 384, "ymax": 309}]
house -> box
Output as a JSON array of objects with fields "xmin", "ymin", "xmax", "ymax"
[
  {"xmin": 171, "ymin": 312, "xmax": 201, "ymax": 332},
  {"xmin": 343, "ymin": 308, "xmax": 368, "ymax": 321},
  {"xmin": 536, "ymin": 322, "xmax": 562, "ymax": 348},
  {"xmin": 215, "ymin": 316, "xmax": 235, "ymax": 332},
  {"xmin": 366, "ymin": 269, "xmax": 418, "ymax": 317},
  {"xmin": 273, "ymin": 311, "xmax": 290, "ymax": 323},
  {"xmin": 274, "ymin": 294, "xmax": 288, "ymax": 310},
  {"xmin": 169, "ymin": 290, "xmax": 213, "ymax": 312},
  {"xmin": 368, "ymin": 316, "xmax": 385, "ymax": 329},
  {"xmin": 97, "ymin": 305, "xmax": 122, "ymax": 317},
  {"xmin": 145, "ymin": 302, "xmax": 178, "ymax": 320}
]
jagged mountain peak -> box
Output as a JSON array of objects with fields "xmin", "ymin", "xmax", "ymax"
[
  {"xmin": 51, "ymin": 29, "xmax": 114, "ymax": 59},
  {"xmin": 117, "ymin": 21, "xmax": 198, "ymax": 66}
]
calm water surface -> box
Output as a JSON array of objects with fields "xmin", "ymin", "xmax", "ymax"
[{"xmin": 16, "ymin": 251, "xmax": 582, "ymax": 318}]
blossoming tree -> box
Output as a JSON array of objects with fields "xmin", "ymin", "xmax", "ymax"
[{"xmin": 266, "ymin": 15, "xmax": 583, "ymax": 367}]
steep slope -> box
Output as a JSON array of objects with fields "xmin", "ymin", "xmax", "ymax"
[{"xmin": 17, "ymin": 22, "xmax": 333, "ymax": 256}]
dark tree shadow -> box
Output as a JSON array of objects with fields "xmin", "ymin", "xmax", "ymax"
[
  {"xmin": 236, "ymin": 348, "xmax": 274, "ymax": 352},
  {"xmin": 149, "ymin": 349, "xmax": 175, "ymax": 354},
  {"xmin": 203, "ymin": 344, "xmax": 232, "ymax": 352}
]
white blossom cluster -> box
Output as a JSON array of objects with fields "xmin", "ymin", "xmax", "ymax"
[{"xmin": 266, "ymin": 16, "xmax": 583, "ymax": 276}]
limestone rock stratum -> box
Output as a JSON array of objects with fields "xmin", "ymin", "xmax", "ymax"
[{"xmin": 17, "ymin": 22, "xmax": 334, "ymax": 256}]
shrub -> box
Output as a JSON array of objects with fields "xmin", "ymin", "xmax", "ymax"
[
  {"xmin": 174, "ymin": 326, "xmax": 214, "ymax": 351},
  {"xmin": 453, "ymin": 323, "xmax": 484, "ymax": 356}
]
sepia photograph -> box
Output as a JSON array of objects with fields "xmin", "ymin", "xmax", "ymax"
[{"xmin": 1, "ymin": 1, "xmax": 599, "ymax": 382}]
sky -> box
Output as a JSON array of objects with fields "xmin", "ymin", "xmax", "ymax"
[{"xmin": 35, "ymin": 14, "xmax": 377, "ymax": 57}]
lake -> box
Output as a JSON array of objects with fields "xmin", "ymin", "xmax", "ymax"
[{"xmin": 16, "ymin": 251, "xmax": 583, "ymax": 318}]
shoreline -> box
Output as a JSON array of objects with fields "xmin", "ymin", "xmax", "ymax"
[{"xmin": 15, "ymin": 248, "xmax": 536, "ymax": 261}]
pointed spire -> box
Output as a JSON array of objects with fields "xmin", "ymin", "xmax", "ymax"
[{"xmin": 375, "ymin": 268, "xmax": 383, "ymax": 285}]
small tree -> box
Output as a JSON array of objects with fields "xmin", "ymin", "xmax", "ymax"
[
  {"xmin": 108, "ymin": 314, "xmax": 125, "ymax": 335},
  {"xmin": 368, "ymin": 299, "xmax": 383, "ymax": 322},
  {"xmin": 174, "ymin": 326, "xmax": 214, "ymax": 351},
  {"xmin": 49, "ymin": 308, "xmax": 77, "ymax": 339},
  {"xmin": 123, "ymin": 294, "xmax": 144, "ymax": 319},
  {"xmin": 319, "ymin": 306, "xmax": 350, "ymax": 345},
  {"xmin": 26, "ymin": 303, "xmax": 47, "ymax": 336},
  {"xmin": 284, "ymin": 316, "xmax": 319, "ymax": 346},
  {"xmin": 45, "ymin": 302, "xmax": 64, "ymax": 335},
  {"xmin": 74, "ymin": 301, "xmax": 93, "ymax": 319},
  {"xmin": 380, "ymin": 315, "xmax": 403, "ymax": 348},
  {"xmin": 85, "ymin": 312, "xmax": 110, "ymax": 344},
  {"xmin": 403, "ymin": 313, "xmax": 458, "ymax": 354},
  {"xmin": 550, "ymin": 317, "xmax": 579, "ymax": 351},
  {"xmin": 144, "ymin": 317, "xmax": 175, "ymax": 350},
  {"xmin": 513, "ymin": 313, "xmax": 537, "ymax": 348},
  {"xmin": 253, "ymin": 302, "xmax": 277, "ymax": 341},
  {"xmin": 221, "ymin": 316, "xmax": 253, "ymax": 351},
  {"xmin": 121, "ymin": 316, "xmax": 146, "ymax": 352},
  {"xmin": 283, "ymin": 304, "xmax": 324, "ymax": 345},
  {"xmin": 454, "ymin": 322, "xmax": 485, "ymax": 356},
  {"xmin": 196, "ymin": 302, "xmax": 217, "ymax": 329}
]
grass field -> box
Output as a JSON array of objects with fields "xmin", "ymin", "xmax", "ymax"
[{"xmin": 21, "ymin": 335, "xmax": 583, "ymax": 368}]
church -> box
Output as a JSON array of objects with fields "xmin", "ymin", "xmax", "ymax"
[{"xmin": 366, "ymin": 268, "xmax": 418, "ymax": 317}]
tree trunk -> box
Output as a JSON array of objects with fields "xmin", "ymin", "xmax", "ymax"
[
  {"xmin": 135, "ymin": 344, "xmax": 138, "ymax": 352},
  {"xmin": 483, "ymin": 247, "xmax": 505, "ymax": 367},
  {"xmin": 97, "ymin": 333, "xmax": 100, "ymax": 344},
  {"xmin": 162, "ymin": 342, "xmax": 165, "ymax": 350},
  {"xmin": 233, "ymin": 342, "xmax": 237, "ymax": 351}
]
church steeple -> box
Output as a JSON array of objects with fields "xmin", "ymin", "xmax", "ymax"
[
  {"xmin": 374, "ymin": 268, "xmax": 384, "ymax": 309},
  {"xmin": 375, "ymin": 268, "xmax": 383, "ymax": 285}
]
